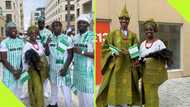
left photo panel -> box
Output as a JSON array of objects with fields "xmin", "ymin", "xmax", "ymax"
[{"xmin": 0, "ymin": 0, "xmax": 95, "ymax": 107}]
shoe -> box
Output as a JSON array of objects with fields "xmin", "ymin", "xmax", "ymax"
[
  {"xmin": 47, "ymin": 103, "xmax": 58, "ymax": 107},
  {"xmin": 54, "ymin": 103, "xmax": 58, "ymax": 107}
]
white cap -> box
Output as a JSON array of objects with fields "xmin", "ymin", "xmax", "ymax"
[{"xmin": 77, "ymin": 14, "xmax": 91, "ymax": 24}]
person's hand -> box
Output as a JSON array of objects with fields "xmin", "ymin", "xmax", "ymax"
[
  {"xmin": 12, "ymin": 70, "xmax": 21, "ymax": 80},
  {"xmin": 120, "ymin": 49, "xmax": 129, "ymax": 55},
  {"xmin": 59, "ymin": 68, "xmax": 68, "ymax": 77},
  {"xmin": 133, "ymin": 60, "xmax": 141, "ymax": 68},
  {"xmin": 73, "ymin": 47, "xmax": 81, "ymax": 54},
  {"xmin": 45, "ymin": 37, "xmax": 52, "ymax": 45}
]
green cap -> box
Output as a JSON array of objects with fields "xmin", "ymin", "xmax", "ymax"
[{"xmin": 119, "ymin": 5, "xmax": 130, "ymax": 18}]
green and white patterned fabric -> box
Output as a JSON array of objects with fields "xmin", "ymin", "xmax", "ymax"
[
  {"xmin": 0, "ymin": 37, "xmax": 25, "ymax": 91},
  {"xmin": 73, "ymin": 31, "xmax": 94, "ymax": 93},
  {"xmin": 38, "ymin": 28, "xmax": 53, "ymax": 45},
  {"xmin": 48, "ymin": 33, "xmax": 72, "ymax": 87}
]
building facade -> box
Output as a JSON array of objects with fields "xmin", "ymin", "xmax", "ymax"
[
  {"xmin": 0, "ymin": 15, "xmax": 5, "ymax": 38},
  {"xmin": 45, "ymin": 0, "xmax": 76, "ymax": 30},
  {"xmin": 0, "ymin": 0, "xmax": 24, "ymax": 32},
  {"xmin": 75, "ymin": 0, "xmax": 93, "ymax": 31},
  {"xmin": 30, "ymin": 7, "xmax": 45, "ymax": 26},
  {"xmin": 96, "ymin": 0, "xmax": 190, "ymax": 79}
]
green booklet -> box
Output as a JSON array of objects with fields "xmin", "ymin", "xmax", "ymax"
[
  {"xmin": 128, "ymin": 44, "xmax": 140, "ymax": 59},
  {"xmin": 20, "ymin": 71, "xmax": 30, "ymax": 84}
]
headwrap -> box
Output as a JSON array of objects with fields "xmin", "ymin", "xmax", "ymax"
[
  {"xmin": 143, "ymin": 19, "xmax": 158, "ymax": 32},
  {"xmin": 119, "ymin": 5, "xmax": 130, "ymax": 19},
  {"xmin": 27, "ymin": 25, "xmax": 38, "ymax": 35}
]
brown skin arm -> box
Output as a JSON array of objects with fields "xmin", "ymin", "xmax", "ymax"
[
  {"xmin": 44, "ymin": 37, "xmax": 51, "ymax": 56},
  {"xmin": 1, "ymin": 52, "xmax": 20, "ymax": 80},
  {"xmin": 60, "ymin": 48, "xmax": 73, "ymax": 76},
  {"xmin": 73, "ymin": 47, "xmax": 94, "ymax": 59}
]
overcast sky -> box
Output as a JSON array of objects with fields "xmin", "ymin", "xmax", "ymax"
[{"xmin": 23, "ymin": 0, "xmax": 45, "ymax": 31}]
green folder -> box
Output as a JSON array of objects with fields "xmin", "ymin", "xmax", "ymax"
[
  {"xmin": 20, "ymin": 71, "xmax": 30, "ymax": 84},
  {"xmin": 128, "ymin": 44, "xmax": 140, "ymax": 59}
]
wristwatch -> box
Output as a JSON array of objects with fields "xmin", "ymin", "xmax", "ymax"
[{"xmin": 81, "ymin": 50, "xmax": 85, "ymax": 55}]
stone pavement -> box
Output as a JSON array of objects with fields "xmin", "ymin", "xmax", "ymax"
[
  {"xmin": 96, "ymin": 77, "xmax": 190, "ymax": 107},
  {"xmin": 159, "ymin": 77, "xmax": 190, "ymax": 107},
  {"xmin": 1, "ymin": 63, "xmax": 190, "ymax": 107}
]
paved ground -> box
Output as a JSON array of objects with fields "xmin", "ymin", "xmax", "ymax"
[
  {"xmin": 96, "ymin": 77, "xmax": 190, "ymax": 107},
  {"xmin": 159, "ymin": 77, "xmax": 190, "ymax": 107},
  {"xmin": 1, "ymin": 63, "xmax": 190, "ymax": 107}
]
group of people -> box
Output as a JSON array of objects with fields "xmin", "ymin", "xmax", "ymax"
[
  {"xmin": 96, "ymin": 6, "xmax": 172, "ymax": 107},
  {"xmin": 0, "ymin": 4, "xmax": 174, "ymax": 107},
  {"xmin": 0, "ymin": 14, "xmax": 94, "ymax": 107}
]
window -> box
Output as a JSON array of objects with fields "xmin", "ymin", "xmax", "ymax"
[
  {"xmin": 139, "ymin": 22, "xmax": 181, "ymax": 69},
  {"xmin": 83, "ymin": 1, "xmax": 92, "ymax": 13},
  {"xmin": 65, "ymin": 5, "xmax": 75, "ymax": 11},
  {"xmin": 1, "ymin": 27, "xmax": 4, "ymax": 36},
  {"xmin": 0, "ymin": 7, "xmax": 2, "ymax": 16},
  {"xmin": 13, "ymin": 3, "xmax": 15, "ymax": 9},
  {"xmin": 65, "ymin": 14, "xmax": 75, "ymax": 21},
  {"xmin": 5, "ymin": 1, "xmax": 12, "ymax": 9},
  {"xmin": 77, "ymin": 8, "xmax": 80, "ymax": 17},
  {"xmin": 6, "ymin": 14, "xmax": 12, "ymax": 23},
  {"xmin": 35, "ymin": 13, "xmax": 39, "ymax": 16}
]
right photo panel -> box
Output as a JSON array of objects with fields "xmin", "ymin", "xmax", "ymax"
[{"xmin": 95, "ymin": 0, "xmax": 190, "ymax": 107}]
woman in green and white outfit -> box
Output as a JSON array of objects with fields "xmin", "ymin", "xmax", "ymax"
[
  {"xmin": 139, "ymin": 19, "xmax": 171, "ymax": 107},
  {"xmin": 22, "ymin": 26, "xmax": 48, "ymax": 107}
]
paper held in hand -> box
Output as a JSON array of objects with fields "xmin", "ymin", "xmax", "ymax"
[
  {"xmin": 128, "ymin": 44, "xmax": 140, "ymax": 59},
  {"xmin": 20, "ymin": 71, "xmax": 30, "ymax": 84}
]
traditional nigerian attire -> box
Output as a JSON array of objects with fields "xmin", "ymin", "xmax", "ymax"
[
  {"xmin": 0, "ymin": 37, "xmax": 25, "ymax": 98},
  {"xmin": 38, "ymin": 28, "xmax": 53, "ymax": 46},
  {"xmin": 96, "ymin": 29, "xmax": 141, "ymax": 107},
  {"xmin": 37, "ymin": 27, "xmax": 52, "ymax": 98},
  {"xmin": 22, "ymin": 41, "xmax": 48, "ymax": 107},
  {"xmin": 140, "ymin": 39, "xmax": 168, "ymax": 107},
  {"xmin": 48, "ymin": 33, "xmax": 72, "ymax": 106},
  {"xmin": 73, "ymin": 31, "xmax": 94, "ymax": 107}
]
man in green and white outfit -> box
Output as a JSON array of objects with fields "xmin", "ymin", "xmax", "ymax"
[
  {"xmin": 72, "ymin": 14, "xmax": 94, "ymax": 107},
  {"xmin": 0, "ymin": 22, "xmax": 25, "ymax": 99},
  {"xmin": 46, "ymin": 21, "xmax": 73, "ymax": 107},
  {"xmin": 37, "ymin": 16, "xmax": 53, "ymax": 46}
]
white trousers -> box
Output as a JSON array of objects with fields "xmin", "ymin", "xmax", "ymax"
[
  {"xmin": 43, "ymin": 79, "xmax": 51, "ymax": 98},
  {"xmin": 12, "ymin": 82, "xmax": 23, "ymax": 99},
  {"xmin": 50, "ymin": 82, "xmax": 72, "ymax": 107},
  {"xmin": 78, "ymin": 91, "xmax": 94, "ymax": 107}
]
